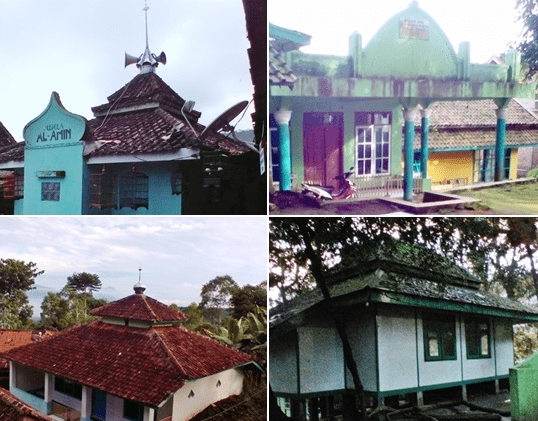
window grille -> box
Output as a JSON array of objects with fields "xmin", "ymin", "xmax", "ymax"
[
  {"xmin": 120, "ymin": 171, "xmax": 149, "ymax": 210},
  {"xmin": 41, "ymin": 182, "xmax": 60, "ymax": 201},
  {"xmin": 89, "ymin": 171, "xmax": 117, "ymax": 209},
  {"xmin": 2, "ymin": 173, "xmax": 23, "ymax": 199}
]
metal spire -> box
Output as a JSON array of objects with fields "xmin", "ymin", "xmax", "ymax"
[
  {"xmin": 134, "ymin": 266, "xmax": 146, "ymax": 295},
  {"xmin": 124, "ymin": 0, "xmax": 167, "ymax": 74}
]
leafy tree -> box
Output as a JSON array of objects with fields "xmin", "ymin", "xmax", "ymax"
[
  {"xmin": 200, "ymin": 275, "xmax": 238, "ymax": 324},
  {"xmin": 40, "ymin": 292, "xmax": 74, "ymax": 330},
  {"xmin": 0, "ymin": 259, "xmax": 43, "ymax": 329},
  {"xmin": 39, "ymin": 273, "xmax": 107, "ymax": 330},
  {"xmin": 230, "ymin": 282, "xmax": 267, "ymax": 319},
  {"xmin": 66, "ymin": 272, "xmax": 102, "ymax": 295},
  {"xmin": 515, "ymin": 0, "xmax": 538, "ymax": 78}
]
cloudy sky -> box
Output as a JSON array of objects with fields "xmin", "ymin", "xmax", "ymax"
[
  {"xmin": 0, "ymin": 0, "xmax": 254, "ymax": 141},
  {"xmin": 0, "ymin": 217, "xmax": 268, "ymax": 309},
  {"xmin": 269, "ymin": 0, "xmax": 523, "ymax": 64}
]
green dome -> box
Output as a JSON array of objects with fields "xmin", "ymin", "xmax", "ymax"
[{"xmin": 362, "ymin": 2, "xmax": 458, "ymax": 79}]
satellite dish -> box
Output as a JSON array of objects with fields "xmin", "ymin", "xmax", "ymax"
[{"xmin": 200, "ymin": 101, "xmax": 249, "ymax": 138}]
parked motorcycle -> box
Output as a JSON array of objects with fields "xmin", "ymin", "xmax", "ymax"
[{"xmin": 302, "ymin": 167, "xmax": 357, "ymax": 201}]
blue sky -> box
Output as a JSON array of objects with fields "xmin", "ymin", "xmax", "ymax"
[
  {"xmin": 269, "ymin": 0, "xmax": 522, "ymax": 64},
  {"xmin": 0, "ymin": 0, "xmax": 254, "ymax": 141},
  {"xmin": 0, "ymin": 217, "xmax": 268, "ymax": 308}
]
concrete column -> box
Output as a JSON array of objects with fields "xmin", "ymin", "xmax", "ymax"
[
  {"xmin": 44, "ymin": 373, "xmax": 53, "ymax": 414},
  {"xmin": 9, "ymin": 361, "xmax": 15, "ymax": 390},
  {"xmin": 462, "ymin": 384, "xmax": 468, "ymax": 401},
  {"xmin": 403, "ymin": 108, "xmax": 418, "ymax": 201},
  {"xmin": 420, "ymin": 108, "xmax": 431, "ymax": 179},
  {"xmin": 81, "ymin": 385, "xmax": 92, "ymax": 421},
  {"xmin": 494, "ymin": 107, "xmax": 508, "ymax": 181},
  {"xmin": 416, "ymin": 391, "xmax": 424, "ymax": 407},
  {"xmin": 495, "ymin": 379, "xmax": 500, "ymax": 394},
  {"xmin": 274, "ymin": 110, "xmax": 293, "ymax": 191}
]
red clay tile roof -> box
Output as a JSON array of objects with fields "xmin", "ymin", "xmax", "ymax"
[
  {"xmin": 90, "ymin": 293, "xmax": 189, "ymax": 322},
  {"xmin": 0, "ymin": 387, "xmax": 54, "ymax": 421},
  {"xmin": 414, "ymin": 127, "xmax": 538, "ymax": 151},
  {"xmin": 0, "ymin": 330, "xmax": 55, "ymax": 369},
  {"xmin": 412, "ymin": 99, "xmax": 538, "ymax": 150},
  {"xmin": 2, "ymin": 321, "xmax": 254, "ymax": 406},
  {"xmin": 414, "ymin": 99, "xmax": 538, "ymax": 127},
  {"xmin": 0, "ymin": 122, "xmax": 16, "ymax": 147},
  {"xmin": 0, "ymin": 142, "xmax": 24, "ymax": 165},
  {"xmin": 87, "ymin": 73, "xmax": 250, "ymax": 157}
]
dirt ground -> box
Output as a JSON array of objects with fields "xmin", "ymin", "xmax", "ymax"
[{"xmin": 269, "ymin": 192, "xmax": 499, "ymax": 216}]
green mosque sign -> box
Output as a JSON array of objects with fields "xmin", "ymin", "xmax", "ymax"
[{"xmin": 24, "ymin": 92, "xmax": 86, "ymax": 148}]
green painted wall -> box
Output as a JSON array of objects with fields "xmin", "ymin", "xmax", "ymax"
[
  {"xmin": 510, "ymin": 351, "xmax": 538, "ymax": 420},
  {"xmin": 22, "ymin": 92, "xmax": 87, "ymax": 215},
  {"xmin": 284, "ymin": 98, "xmax": 402, "ymax": 185}
]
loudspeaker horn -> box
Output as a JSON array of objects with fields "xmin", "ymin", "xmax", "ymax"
[
  {"xmin": 156, "ymin": 51, "xmax": 167, "ymax": 65},
  {"xmin": 125, "ymin": 52, "xmax": 140, "ymax": 68}
]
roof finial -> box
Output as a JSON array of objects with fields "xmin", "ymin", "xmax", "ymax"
[
  {"xmin": 124, "ymin": 0, "xmax": 167, "ymax": 74},
  {"xmin": 134, "ymin": 266, "xmax": 146, "ymax": 295},
  {"xmin": 144, "ymin": 0, "xmax": 149, "ymax": 50}
]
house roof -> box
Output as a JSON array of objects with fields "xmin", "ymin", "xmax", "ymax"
[
  {"xmin": 0, "ymin": 73, "xmax": 250, "ymax": 167},
  {"xmin": 414, "ymin": 99, "xmax": 538, "ymax": 128},
  {"xmin": 0, "ymin": 387, "xmax": 54, "ymax": 421},
  {"xmin": 0, "ymin": 122, "xmax": 16, "ymax": 148},
  {"xmin": 270, "ymin": 247, "xmax": 538, "ymax": 330},
  {"xmin": 412, "ymin": 99, "xmax": 538, "ymax": 150},
  {"xmin": 269, "ymin": 44, "xmax": 297, "ymax": 88},
  {"xmin": 90, "ymin": 293, "xmax": 190, "ymax": 322},
  {"xmin": 0, "ymin": 329, "xmax": 55, "ymax": 369},
  {"xmin": 87, "ymin": 72, "xmax": 251, "ymax": 157},
  {"xmin": 2, "ymin": 320, "xmax": 254, "ymax": 407}
]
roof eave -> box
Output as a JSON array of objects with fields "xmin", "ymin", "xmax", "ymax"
[{"xmin": 85, "ymin": 148, "xmax": 200, "ymax": 164}]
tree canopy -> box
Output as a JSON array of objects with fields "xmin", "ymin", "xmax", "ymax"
[
  {"xmin": 0, "ymin": 258, "xmax": 43, "ymax": 329},
  {"xmin": 270, "ymin": 217, "xmax": 538, "ymax": 306},
  {"xmin": 515, "ymin": 0, "xmax": 538, "ymax": 78},
  {"xmin": 66, "ymin": 272, "xmax": 102, "ymax": 295}
]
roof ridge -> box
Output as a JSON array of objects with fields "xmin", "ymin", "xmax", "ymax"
[
  {"xmin": 141, "ymin": 295, "xmax": 159, "ymax": 321},
  {"xmin": 152, "ymin": 327, "xmax": 189, "ymax": 378}
]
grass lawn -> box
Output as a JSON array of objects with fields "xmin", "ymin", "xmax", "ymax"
[{"xmin": 458, "ymin": 182, "xmax": 538, "ymax": 215}]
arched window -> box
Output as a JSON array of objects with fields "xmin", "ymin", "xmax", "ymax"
[{"xmin": 120, "ymin": 170, "xmax": 149, "ymax": 210}]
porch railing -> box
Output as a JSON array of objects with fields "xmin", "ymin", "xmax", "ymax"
[{"xmin": 353, "ymin": 175, "xmax": 423, "ymax": 199}]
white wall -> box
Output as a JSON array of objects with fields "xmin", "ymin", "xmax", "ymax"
[
  {"xmin": 377, "ymin": 305, "xmax": 419, "ymax": 392},
  {"xmin": 494, "ymin": 319, "xmax": 515, "ymax": 376},
  {"xmin": 298, "ymin": 326, "xmax": 344, "ymax": 394},
  {"xmin": 172, "ymin": 368, "xmax": 245, "ymax": 421},
  {"xmin": 270, "ymin": 331, "xmax": 298, "ymax": 394},
  {"xmin": 345, "ymin": 307, "xmax": 377, "ymax": 392}
]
